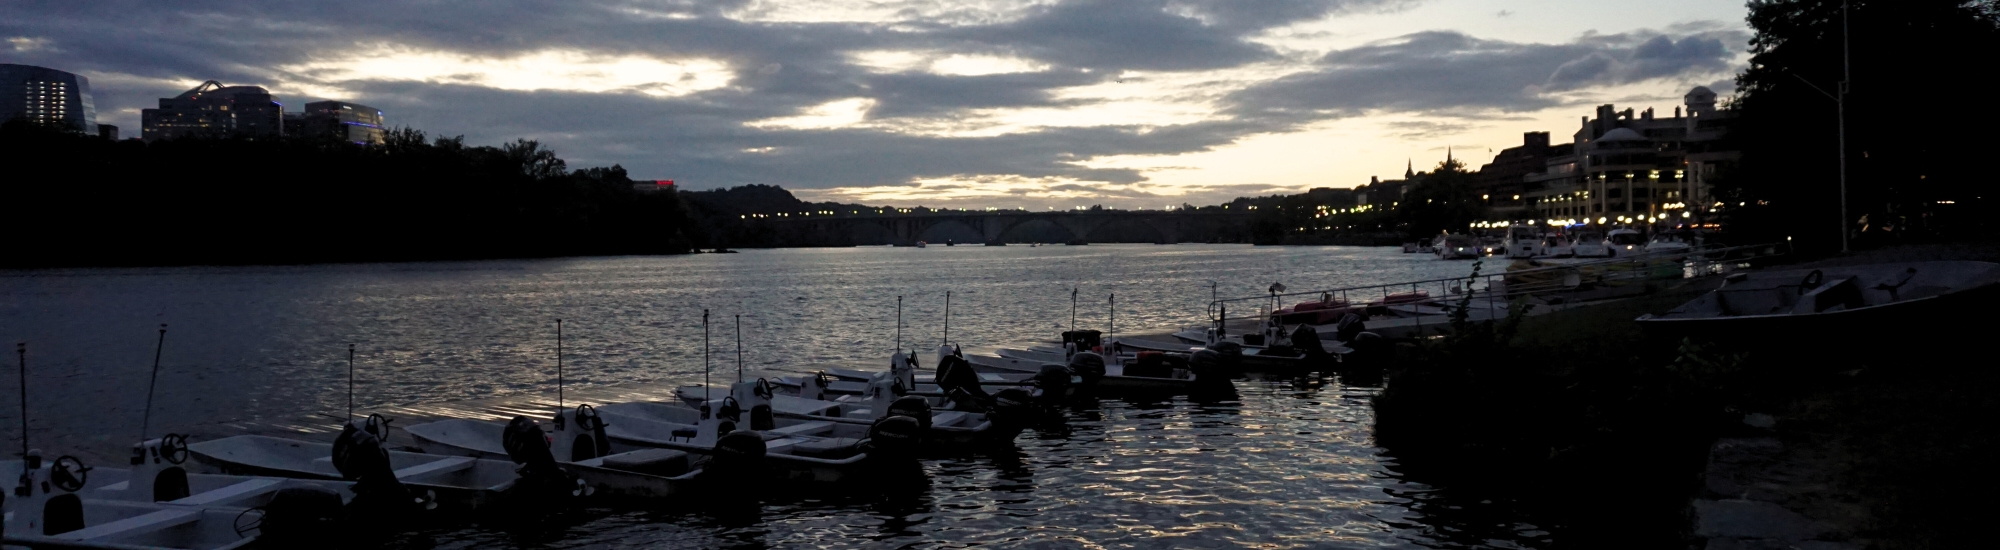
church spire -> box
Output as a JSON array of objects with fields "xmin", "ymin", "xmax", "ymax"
[
  {"xmin": 1405, "ymin": 159, "xmax": 1414, "ymax": 179},
  {"xmin": 1446, "ymin": 146, "xmax": 1453, "ymax": 164}
]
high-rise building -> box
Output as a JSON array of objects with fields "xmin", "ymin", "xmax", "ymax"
[
  {"xmin": 285, "ymin": 100, "xmax": 385, "ymax": 145},
  {"xmin": 140, "ymin": 81, "xmax": 284, "ymax": 141},
  {"xmin": 0, "ymin": 63, "xmax": 98, "ymax": 133}
]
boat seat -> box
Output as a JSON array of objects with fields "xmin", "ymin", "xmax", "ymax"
[
  {"xmin": 929, "ymin": 411, "xmax": 969, "ymax": 428},
  {"xmin": 58, "ymin": 508, "xmax": 199, "ymax": 540},
  {"xmin": 393, "ymin": 456, "xmax": 475, "ymax": 480},
  {"xmin": 668, "ymin": 428, "xmax": 697, "ymax": 442},
  {"xmin": 171, "ymin": 478, "xmax": 283, "ymax": 506},
  {"xmin": 1795, "ymin": 275, "xmax": 1864, "ymax": 314},
  {"xmin": 768, "ymin": 421, "xmax": 836, "ymax": 437},
  {"xmin": 771, "ymin": 396, "xmax": 842, "ymax": 416},
  {"xmin": 787, "ymin": 437, "xmax": 862, "ymax": 459},
  {"xmin": 597, "ymin": 448, "xmax": 691, "ymax": 476}
]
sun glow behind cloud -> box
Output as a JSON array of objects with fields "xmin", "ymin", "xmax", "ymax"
[
  {"xmin": 746, "ymin": 98, "xmax": 878, "ymax": 130},
  {"xmin": 282, "ymin": 47, "xmax": 733, "ymax": 98}
]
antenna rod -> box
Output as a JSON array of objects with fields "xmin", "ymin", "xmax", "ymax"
[
  {"xmin": 556, "ymin": 319, "xmax": 564, "ymax": 412},
  {"xmin": 895, "ymin": 296, "xmax": 903, "ymax": 351},
  {"xmin": 1109, "ymin": 293, "xmax": 1116, "ymax": 357},
  {"xmin": 736, "ymin": 314, "xmax": 743, "ymax": 383},
  {"xmin": 943, "ymin": 291, "xmax": 951, "ymax": 346},
  {"xmin": 139, "ymin": 324, "xmax": 167, "ymax": 442},
  {"xmin": 18, "ymin": 343, "xmax": 28, "ymax": 459},
  {"xmin": 1070, "ymin": 288, "xmax": 1078, "ymax": 334},
  {"xmin": 347, "ymin": 344, "xmax": 355, "ymax": 423},
  {"xmin": 702, "ymin": 310, "xmax": 711, "ymax": 401}
]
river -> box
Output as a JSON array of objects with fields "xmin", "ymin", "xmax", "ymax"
[{"xmin": 1, "ymin": 244, "xmax": 1551, "ymax": 548}]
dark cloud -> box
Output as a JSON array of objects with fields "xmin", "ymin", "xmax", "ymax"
[
  {"xmin": 2, "ymin": 0, "xmax": 1747, "ymax": 200},
  {"xmin": 1228, "ymin": 28, "xmax": 1747, "ymax": 118}
]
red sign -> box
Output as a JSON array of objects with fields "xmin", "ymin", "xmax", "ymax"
[{"xmin": 656, "ymin": 180, "xmax": 675, "ymax": 187}]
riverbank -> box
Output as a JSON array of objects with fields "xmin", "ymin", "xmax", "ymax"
[{"xmin": 1371, "ymin": 242, "xmax": 2000, "ymax": 547}]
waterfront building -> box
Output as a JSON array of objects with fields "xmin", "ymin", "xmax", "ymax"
[
  {"xmin": 1519, "ymin": 86, "xmax": 1740, "ymax": 225},
  {"xmin": 1355, "ymin": 161, "xmax": 1420, "ymax": 207},
  {"xmin": 140, "ymin": 81, "xmax": 284, "ymax": 141},
  {"xmin": 284, "ymin": 100, "xmax": 385, "ymax": 145},
  {"xmin": 1476, "ymin": 132, "xmax": 1555, "ymax": 210},
  {"xmin": 0, "ymin": 63, "xmax": 97, "ymax": 133},
  {"xmin": 97, "ymin": 124, "xmax": 117, "ymax": 140}
]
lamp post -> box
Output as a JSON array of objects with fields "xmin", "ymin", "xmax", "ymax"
[{"xmin": 1797, "ymin": 1, "xmax": 1852, "ymax": 253}]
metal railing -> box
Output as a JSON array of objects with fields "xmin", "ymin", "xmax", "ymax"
[{"xmin": 1201, "ymin": 242, "xmax": 1790, "ymax": 338}]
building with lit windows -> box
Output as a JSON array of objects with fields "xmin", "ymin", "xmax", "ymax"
[
  {"xmin": 284, "ymin": 100, "xmax": 386, "ymax": 145},
  {"xmin": 0, "ymin": 63, "xmax": 98, "ymax": 133},
  {"xmin": 1519, "ymin": 86, "xmax": 1740, "ymax": 225},
  {"xmin": 140, "ymin": 81, "xmax": 284, "ymax": 141}
]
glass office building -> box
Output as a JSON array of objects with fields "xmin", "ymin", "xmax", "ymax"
[
  {"xmin": 289, "ymin": 100, "xmax": 386, "ymax": 145},
  {"xmin": 0, "ymin": 63, "xmax": 98, "ymax": 133},
  {"xmin": 141, "ymin": 81, "xmax": 284, "ymax": 141}
]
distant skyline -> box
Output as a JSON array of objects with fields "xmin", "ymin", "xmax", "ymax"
[{"xmin": 5, "ymin": 0, "xmax": 1749, "ymax": 209}]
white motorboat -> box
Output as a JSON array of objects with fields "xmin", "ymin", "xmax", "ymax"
[
  {"xmin": 968, "ymin": 338, "xmax": 1211, "ymax": 394},
  {"xmin": 583, "ymin": 379, "xmax": 907, "ymax": 483},
  {"xmin": 1541, "ymin": 233, "xmax": 1575, "ymax": 258},
  {"xmin": 1637, "ymin": 261, "xmax": 2000, "ymax": 335},
  {"xmin": 404, "ymin": 411, "xmax": 704, "ymax": 500},
  {"xmin": 186, "ymin": 429, "xmax": 523, "ymax": 512},
  {"xmin": 1605, "ymin": 228, "xmax": 1646, "ymax": 256},
  {"xmin": 3, "ymin": 451, "xmax": 260, "ymax": 550},
  {"xmin": 1418, "ymin": 239, "xmax": 1437, "ymax": 254},
  {"xmin": 1402, "ymin": 242, "xmax": 1419, "ymax": 253},
  {"xmin": 1436, "ymin": 234, "xmax": 1481, "ymax": 260},
  {"xmin": 1646, "ymin": 230, "xmax": 1697, "ymax": 255},
  {"xmin": 1504, "ymin": 225, "xmax": 1542, "ymax": 258},
  {"xmin": 681, "ymin": 352, "xmax": 1009, "ymax": 446},
  {"xmin": 1571, "ymin": 230, "xmax": 1611, "ymax": 258}
]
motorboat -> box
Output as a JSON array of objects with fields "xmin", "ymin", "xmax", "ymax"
[
  {"xmin": 1480, "ymin": 233, "xmax": 1505, "ymax": 256},
  {"xmin": 1418, "ymin": 239, "xmax": 1437, "ymax": 254},
  {"xmin": 1504, "ymin": 225, "xmax": 1542, "ymax": 258},
  {"xmin": 1436, "ymin": 234, "xmax": 1481, "ymax": 260},
  {"xmin": 1605, "ymin": 228, "xmax": 1646, "ymax": 256},
  {"xmin": 1646, "ymin": 230, "xmax": 1697, "ymax": 255},
  {"xmin": 1541, "ymin": 233, "xmax": 1575, "ymax": 258},
  {"xmin": 404, "ymin": 411, "xmax": 705, "ymax": 500},
  {"xmin": 675, "ymin": 357, "xmax": 1012, "ymax": 447},
  {"xmin": 3, "ymin": 451, "xmax": 262, "ymax": 550},
  {"xmin": 186, "ymin": 427, "xmax": 527, "ymax": 512},
  {"xmin": 1571, "ymin": 230, "xmax": 1611, "ymax": 258},
  {"xmin": 965, "ymin": 347, "xmax": 1204, "ymax": 394},
  {"xmin": 584, "ymin": 379, "xmax": 918, "ymax": 483},
  {"xmin": 1636, "ymin": 261, "xmax": 2000, "ymax": 336},
  {"xmin": 1402, "ymin": 242, "xmax": 1419, "ymax": 253}
]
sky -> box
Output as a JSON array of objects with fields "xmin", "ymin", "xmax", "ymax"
[{"xmin": 4, "ymin": 0, "xmax": 1752, "ymax": 209}]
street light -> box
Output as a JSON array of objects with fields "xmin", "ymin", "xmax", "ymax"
[{"xmin": 1791, "ymin": 0, "xmax": 1852, "ymax": 253}]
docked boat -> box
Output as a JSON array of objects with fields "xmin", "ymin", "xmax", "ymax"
[
  {"xmin": 1504, "ymin": 225, "xmax": 1542, "ymax": 259},
  {"xmin": 1436, "ymin": 234, "xmax": 1481, "ymax": 260},
  {"xmin": 1604, "ymin": 228, "xmax": 1646, "ymax": 256},
  {"xmin": 404, "ymin": 411, "xmax": 704, "ymax": 500},
  {"xmin": 1571, "ymin": 230, "xmax": 1611, "ymax": 258},
  {"xmin": 1401, "ymin": 242, "xmax": 1419, "ymax": 253},
  {"xmin": 584, "ymin": 379, "xmax": 919, "ymax": 483},
  {"xmin": 1541, "ymin": 233, "xmax": 1575, "ymax": 258},
  {"xmin": 4, "ymin": 451, "xmax": 261, "ymax": 550},
  {"xmin": 1636, "ymin": 261, "xmax": 2000, "ymax": 336},
  {"xmin": 674, "ymin": 359, "xmax": 1012, "ymax": 447},
  {"xmin": 1418, "ymin": 238, "xmax": 1437, "ymax": 254},
  {"xmin": 186, "ymin": 426, "xmax": 526, "ymax": 512},
  {"xmin": 1646, "ymin": 230, "xmax": 1697, "ymax": 255}
]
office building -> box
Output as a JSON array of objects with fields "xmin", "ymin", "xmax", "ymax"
[
  {"xmin": 141, "ymin": 81, "xmax": 284, "ymax": 141},
  {"xmin": 0, "ymin": 63, "xmax": 98, "ymax": 133},
  {"xmin": 285, "ymin": 100, "xmax": 385, "ymax": 145}
]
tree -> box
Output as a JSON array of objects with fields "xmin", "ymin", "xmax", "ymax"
[
  {"xmin": 1726, "ymin": 0, "xmax": 2000, "ymax": 249},
  {"xmin": 1398, "ymin": 158, "xmax": 1485, "ymax": 238}
]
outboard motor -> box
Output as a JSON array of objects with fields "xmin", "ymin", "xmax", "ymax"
[
  {"xmin": 1346, "ymin": 332, "xmax": 1389, "ymax": 367},
  {"xmin": 11, "ymin": 450, "xmax": 91, "ymax": 536},
  {"xmin": 500, "ymin": 415, "xmax": 590, "ymax": 500},
  {"xmin": 707, "ymin": 430, "xmax": 768, "ymax": 481},
  {"xmin": 864, "ymin": 415, "xmax": 924, "ymax": 458},
  {"xmin": 1189, "ymin": 348, "xmax": 1229, "ymax": 383},
  {"xmin": 1208, "ymin": 341, "xmax": 1245, "ymax": 370},
  {"xmin": 887, "ymin": 396, "xmax": 933, "ymax": 432},
  {"xmin": 129, "ymin": 433, "xmax": 192, "ymax": 502},
  {"xmin": 934, "ymin": 353, "xmax": 989, "ymax": 412},
  {"xmin": 1334, "ymin": 313, "xmax": 1367, "ymax": 343},
  {"xmin": 331, "ymin": 421, "xmax": 432, "ymax": 523},
  {"xmin": 990, "ymin": 387, "xmax": 1038, "ymax": 427},
  {"xmin": 1289, "ymin": 324, "xmax": 1329, "ymax": 361},
  {"xmin": 1067, "ymin": 351, "xmax": 1107, "ymax": 387},
  {"xmin": 550, "ymin": 404, "xmax": 612, "ymax": 462},
  {"xmin": 1032, "ymin": 363, "xmax": 1072, "ymax": 404}
]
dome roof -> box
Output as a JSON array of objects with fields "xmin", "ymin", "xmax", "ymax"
[
  {"xmin": 1597, "ymin": 127, "xmax": 1645, "ymax": 142},
  {"xmin": 1688, "ymin": 85, "xmax": 1714, "ymax": 96}
]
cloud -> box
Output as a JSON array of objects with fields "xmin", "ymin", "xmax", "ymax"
[
  {"xmin": 1228, "ymin": 28, "xmax": 1747, "ymax": 118},
  {"xmin": 1, "ymin": 0, "xmax": 1749, "ymax": 207}
]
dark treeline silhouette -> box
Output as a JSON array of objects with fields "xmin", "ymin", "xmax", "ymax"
[
  {"xmin": 678, "ymin": 184, "xmax": 872, "ymax": 248},
  {"xmin": 1723, "ymin": 0, "xmax": 1999, "ymax": 250},
  {"xmin": 1, "ymin": 122, "xmax": 698, "ymax": 268},
  {"xmin": 1239, "ymin": 159, "xmax": 1480, "ymax": 245}
]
